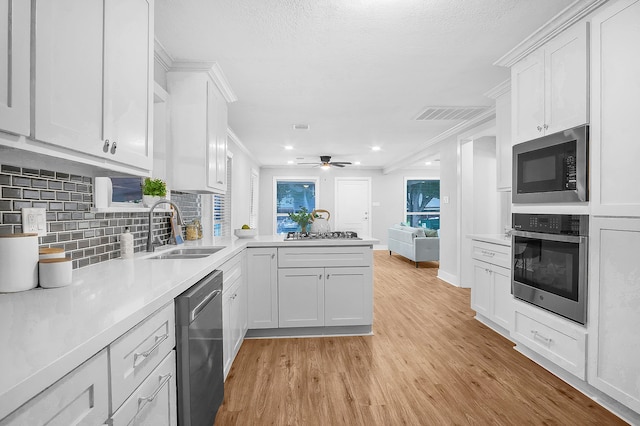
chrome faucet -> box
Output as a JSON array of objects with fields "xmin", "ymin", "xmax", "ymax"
[{"xmin": 146, "ymin": 199, "xmax": 185, "ymax": 252}]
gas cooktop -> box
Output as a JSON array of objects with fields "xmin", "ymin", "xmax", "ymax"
[{"xmin": 284, "ymin": 231, "xmax": 361, "ymax": 241}]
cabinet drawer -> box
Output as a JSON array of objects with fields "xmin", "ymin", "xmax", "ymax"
[
  {"xmin": 278, "ymin": 246, "xmax": 373, "ymax": 268},
  {"xmin": 110, "ymin": 302, "xmax": 176, "ymax": 411},
  {"xmin": 0, "ymin": 349, "xmax": 109, "ymax": 426},
  {"xmin": 111, "ymin": 351, "xmax": 177, "ymax": 426},
  {"xmin": 471, "ymin": 240, "xmax": 511, "ymax": 269},
  {"xmin": 220, "ymin": 252, "xmax": 243, "ymax": 293},
  {"xmin": 512, "ymin": 304, "xmax": 586, "ymax": 379}
]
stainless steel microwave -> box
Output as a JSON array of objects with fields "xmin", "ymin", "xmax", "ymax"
[{"xmin": 512, "ymin": 125, "xmax": 588, "ymax": 203}]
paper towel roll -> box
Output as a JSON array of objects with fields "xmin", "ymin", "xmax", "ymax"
[{"xmin": 0, "ymin": 233, "xmax": 39, "ymax": 292}]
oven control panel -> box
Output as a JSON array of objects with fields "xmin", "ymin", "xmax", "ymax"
[{"xmin": 512, "ymin": 213, "xmax": 588, "ymax": 236}]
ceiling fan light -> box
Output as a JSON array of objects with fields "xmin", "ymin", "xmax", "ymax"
[{"xmin": 320, "ymin": 164, "xmax": 331, "ymax": 170}]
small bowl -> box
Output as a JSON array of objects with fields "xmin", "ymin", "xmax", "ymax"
[{"xmin": 234, "ymin": 228, "xmax": 257, "ymax": 238}]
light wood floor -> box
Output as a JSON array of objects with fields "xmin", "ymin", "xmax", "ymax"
[{"xmin": 215, "ymin": 251, "xmax": 626, "ymax": 425}]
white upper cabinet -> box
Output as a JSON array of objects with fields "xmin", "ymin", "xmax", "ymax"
[
  {"xmin": 33, "ymin": 0, "xmax": 153, "ymax": 173},
  {"xmin": 103, "ymin": 0, "xmax": 154, "ymax": 169},
  {"xmin": 511, "ymin": 22, "xmax": 588, "ymax": 144},
  {"xmin": 590, "ymin": 0, "xmax": 640, "ymax": 217},
  {"xmin": 167, "ymin": 63, "xmax": 235, "ymax": 193},
  {"xmin": 0, "ymin": 0, "xmax": 30, "ymax": 136}
]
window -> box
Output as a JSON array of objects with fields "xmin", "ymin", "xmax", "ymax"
[
  {"xmin": 213, "ymin": 156, "xmax": 232, "ymax": 236},
  {"xmin": 274, "ymin": 177, "xmax": 318, "ymax": 234},
  {"xmin": 405, "ymin": 178, "xmax": 440, "ymax": 230}
]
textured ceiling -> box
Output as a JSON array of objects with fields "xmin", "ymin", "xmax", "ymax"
[{"xmin": 155, "ymin": 0, "xmax": 575, "ymax": 170}]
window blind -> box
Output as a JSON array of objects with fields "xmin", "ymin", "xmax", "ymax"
[{"xmin": 212, "ymin": 156, "xmax": 232, "ymax": 236}]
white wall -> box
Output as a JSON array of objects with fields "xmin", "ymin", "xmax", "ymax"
[
  {"xmin": 437, "ymin": 137, "xmax": 459, "ymax": 285},
  {"xmin": 258, "ymin": 166, "xmax": 439, "ymax": 245},
  {"xmin": 473, "ymin": 136, "xmax": 498, "ymax": 234}
]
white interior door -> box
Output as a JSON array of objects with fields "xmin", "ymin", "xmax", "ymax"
[{"xmin": 334, "ymin": 178, "xmax": 371, "ymax": 237}]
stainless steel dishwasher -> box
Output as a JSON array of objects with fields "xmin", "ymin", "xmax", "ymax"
[{"xmin": 175, "ymin": 270, "xmax": 224, "ymax": 426}]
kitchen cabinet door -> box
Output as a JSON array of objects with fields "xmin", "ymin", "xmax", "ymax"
[
  {"xmin": 543, "ymin": 22, "xmax": 588, "ymax": 136},
  {"xmin": 34, "ymin": 0, "xmax": 105, "ymax": 155},
  {"xmin": 588, "ymin": 216, "xmax": 640, "ymax": 413},
  {"xmin": 247, "ymin": 248, "xmax": 278, "ymax": 329},
  {"xmin": 511, "ymin": 51, "xmax": 545, "ymax": 144},
  {"xmin": 471, "ymin": 262, "xmax": 492, "ymax": 318},
  {"xmin": 491, "ymin": 265, "xmax": 512, "ymax": 331},
  {"xmin": 590, "ymin": 0, "xmax": 640, "ymax": 217},
  {"xmin": 278, "ymin": 267, "xmax": 324, "ymax": 328},
  {"xmin": 103, "ymin": 0, "xmax": 153, "ymax": 171},
  {"xmin": 0, "ymin": 349, "xmax": 109, "ymax": 426},
  {"xmin": 0, "ymin": 0, "xmax": 30, "ymax": 136},
  {"xmin": 324, "ymin": 267, "xmax": 373, "ymax": 326},
  {"xmin": 167, "ymin": 68, "xmax": 229, "ymax": 193}
]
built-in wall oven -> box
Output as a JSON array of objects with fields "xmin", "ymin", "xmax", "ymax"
[
  {"xmin": 513, "ymin": 125, "xmax": 588, "ymax": 203},
  {"xmin": 512, "ymin": 213, "xmax": 588, "ymax": 324}
]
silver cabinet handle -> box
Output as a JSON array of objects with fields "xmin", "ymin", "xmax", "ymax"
[
  {"xmin": 319, "ymin": 274, "xmax": 322, "ymax": 280},
  {"xmin": 137, "ymin": 373, "xmax": 172, "ymax": 407},
  {"xmin": 103, "ymin": 139, "xmax": 110, "ymax": 152},
  {"xmin": 326, "ymin": 274, "xmax": 330, "ymax": 279},
  {"xmin": 481, "ymin": 250, "xmax": 495, "ymax": 257},
  {"xmin": 133, "ymin": 333, "xmax": 169, "ymax": 367},
  {"xmin": 543, "ymin": 124, "xmax": 548, "ymax": 130},
  {"xmin": 531, "ymin": 330, "xmax": 552, "ymax": 346},
  {"xmin": 110, "ymin": 140, "xmax": 117, "ymax": 154},
  {"xmin": 537, "ymin": 126, "xmax": 542, "ymax": 132},
  {"xmin": 271, "ymin": 253, "xmax": 275, "ymax": 259}
]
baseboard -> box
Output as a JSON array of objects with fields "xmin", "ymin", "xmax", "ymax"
[
  {"xmin": 245, "ymin": 325, "xmax": 373, "ymax": 339},
  {"xmin": 373, "ymin": 244, "xmax": 388, "ymax": 251},
  {"xmin": 437, "ymin": 269, "xmax": 459, "ymax": 287}
]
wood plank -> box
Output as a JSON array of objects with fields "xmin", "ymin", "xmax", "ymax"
[{"xmin": 216, "ymin": 251, "xmax": 627, "ymax": 425}]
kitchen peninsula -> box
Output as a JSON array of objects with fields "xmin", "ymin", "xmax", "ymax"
[{"xmin": 0, "ymin": 235, "xmax": 376, "ymax": 423}]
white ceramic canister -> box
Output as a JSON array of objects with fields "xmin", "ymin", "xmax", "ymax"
[
  {"xmin": 39, "ymin": 257, "xmax": 73, "ymax": 288},
  {"xmin": 39, "ymin": 247, "xmax": 65, "ymax": 260},
  {"xmin": 0, "ymin": 233, "xmax": 39, "ymax": 292}
]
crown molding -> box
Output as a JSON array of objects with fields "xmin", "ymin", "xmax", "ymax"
[
  {"xmin": 169, "ymin": 61, "xmax": 238, "ymax": 103},
  {"xmin": 484, "ymin": 79, "xmax": 511, "ymax": 99},
  {"xmin": 227, "ymin": 127, "xmax": 260, "ymax": 166},
  {"xmin": 382, "ymin": 107, "xmax": 496, "ymax": 175},
  {"xmin": 154, "ymin": 38, "xmax": 174, "ymax": 71},
  {"xmin": 494, "ymin": 0, "xmax": 608, "ymax": 67}
]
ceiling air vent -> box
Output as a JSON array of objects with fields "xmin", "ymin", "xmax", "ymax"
[
  {"xmin": 415, "ymin": 106, "xmax": 489, "ymax": 121},
  {"xmin": 292, "ymin": 124, "xmax": 310, "ymax": 130}
]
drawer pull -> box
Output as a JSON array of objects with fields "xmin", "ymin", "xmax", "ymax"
[
  {"xmin": 481, "ymin": 250, "xmax": 496, "ymax": 257},
  {"xmin": 531, "ymin": 330, "xmax": 553, "ymax": 346},
  {"xmin": 133, "ymin": 333, "xmax": 169, "ymax": 367},
  {"xmin": 137, "ymin": 373, "xmax": 172, "ymax": 407}
]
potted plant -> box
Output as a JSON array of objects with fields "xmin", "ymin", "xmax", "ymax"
[
  {"xmin": 288, "ymin": 206, "xmax": 313, "ymax": 233},
  {"xmin": 142, "ymin": 178, "xmax": 167, "ymax": 207}
]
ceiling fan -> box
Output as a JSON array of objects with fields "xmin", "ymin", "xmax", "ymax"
[{"xmin": 298, "ymin": 156, "xmax": 352, "ymax": 169}]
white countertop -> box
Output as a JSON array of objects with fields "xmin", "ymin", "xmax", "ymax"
[
  {"xmin": 466, "ymin": 233, "xmax": 512, "ymax": 246},
  {"xmin": 0, "ymin": 234, "xmax": 376, "ymax": 418}
]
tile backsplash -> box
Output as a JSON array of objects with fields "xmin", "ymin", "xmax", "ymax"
[{"xmin": 0, "ymin": 164, "xmax": 203, "ymax": 269}]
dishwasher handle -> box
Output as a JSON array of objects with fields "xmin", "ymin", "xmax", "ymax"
[{"xmin": 191, "ymin": 289, "xmax": 221, "ymax": 321}]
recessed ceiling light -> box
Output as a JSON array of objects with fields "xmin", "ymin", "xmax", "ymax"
[
  {"xmin": 292, "ymin": 124, "xmax": 309, "ymax": 130},
  {"xmin": 425, "ymin": 161, "xmax": 431, "ymax": 165},
  {"xmin": 354, "ymin": 161, "xmax": 361, "ymax": 165},
  {"xmin": 372, "ymin": 146, "xmax": 381, "ymax": 151},
  {"xmin": 284, "ymin": 145, "xmax": 293, "ymax": 150},
  {"xmin": 287, "ymin": 160, "xmax": 294, "ymax": 164}
]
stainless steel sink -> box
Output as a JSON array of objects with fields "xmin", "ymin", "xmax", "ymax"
[{"xmin": 147, "ymin": 246, "xmax": 224, "ymax": 260}]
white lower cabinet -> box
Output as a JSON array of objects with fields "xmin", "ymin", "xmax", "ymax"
[
  {"xmin": 512, "ymin": 299, "xmax": 586, "ymax": 380},
  {"xmin": 588, "ymin": 217, "xmax": 640, "ymax": 413},
  {"xmin": 111, "ymin": 351, "xmax": 177, "ymax": 426},
  {"xmin": 470, "ymin": 239, "xmax": 512, "ymax": 334},
  {"xmin": 247, "ymin": 247, "xmax": 278, "ymax": 329},
  {"xmin": 324, "ymin": 267, "xmax": 373, "ymax": 326},
  {"xmin": 0, "ymin": 349, "xmax": 109, "ymax": 425},
  {"xmin": 278, "ymin": 267, "xmax": 325, "ymax": 327},
  {"xmin": 221, "ymin": 252, "xmax": 247, "ymax": 379},
  {"xmin": 109, "ymin": 302, "xmax": 176, "ymax": 411}
]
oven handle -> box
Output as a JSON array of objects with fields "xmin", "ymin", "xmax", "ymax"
[{"xmin": 511, "ymin": 230, "xmax": 587, "ymax": 244}]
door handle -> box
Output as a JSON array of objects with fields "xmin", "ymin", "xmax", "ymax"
[
  {"xmin": 133, "ymin": 333, "xmax": 169, "ymax": 367},
  {"xmin": 137, "ymin": 373, "xmax": 172, "ymax": 407},
  {"xmin": 103, "ymin": 139, "xmax": 110, "ymax": 152}
]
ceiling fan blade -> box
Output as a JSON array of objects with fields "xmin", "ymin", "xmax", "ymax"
[
  {"xmin": 331, "ymin": 162, "xmax": 352, "ymax": 165},
  {"xmin": 332, "ymin": 164, "xmax": 346, "ymax": 167},
  {"xmin": 297, "ymin": 162, "xmax": 321, "ymax": 165}
]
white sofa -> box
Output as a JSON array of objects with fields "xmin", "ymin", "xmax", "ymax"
[{"xmin": 387, "ymin": 224, "xmax": 440, "ymax": 267}]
